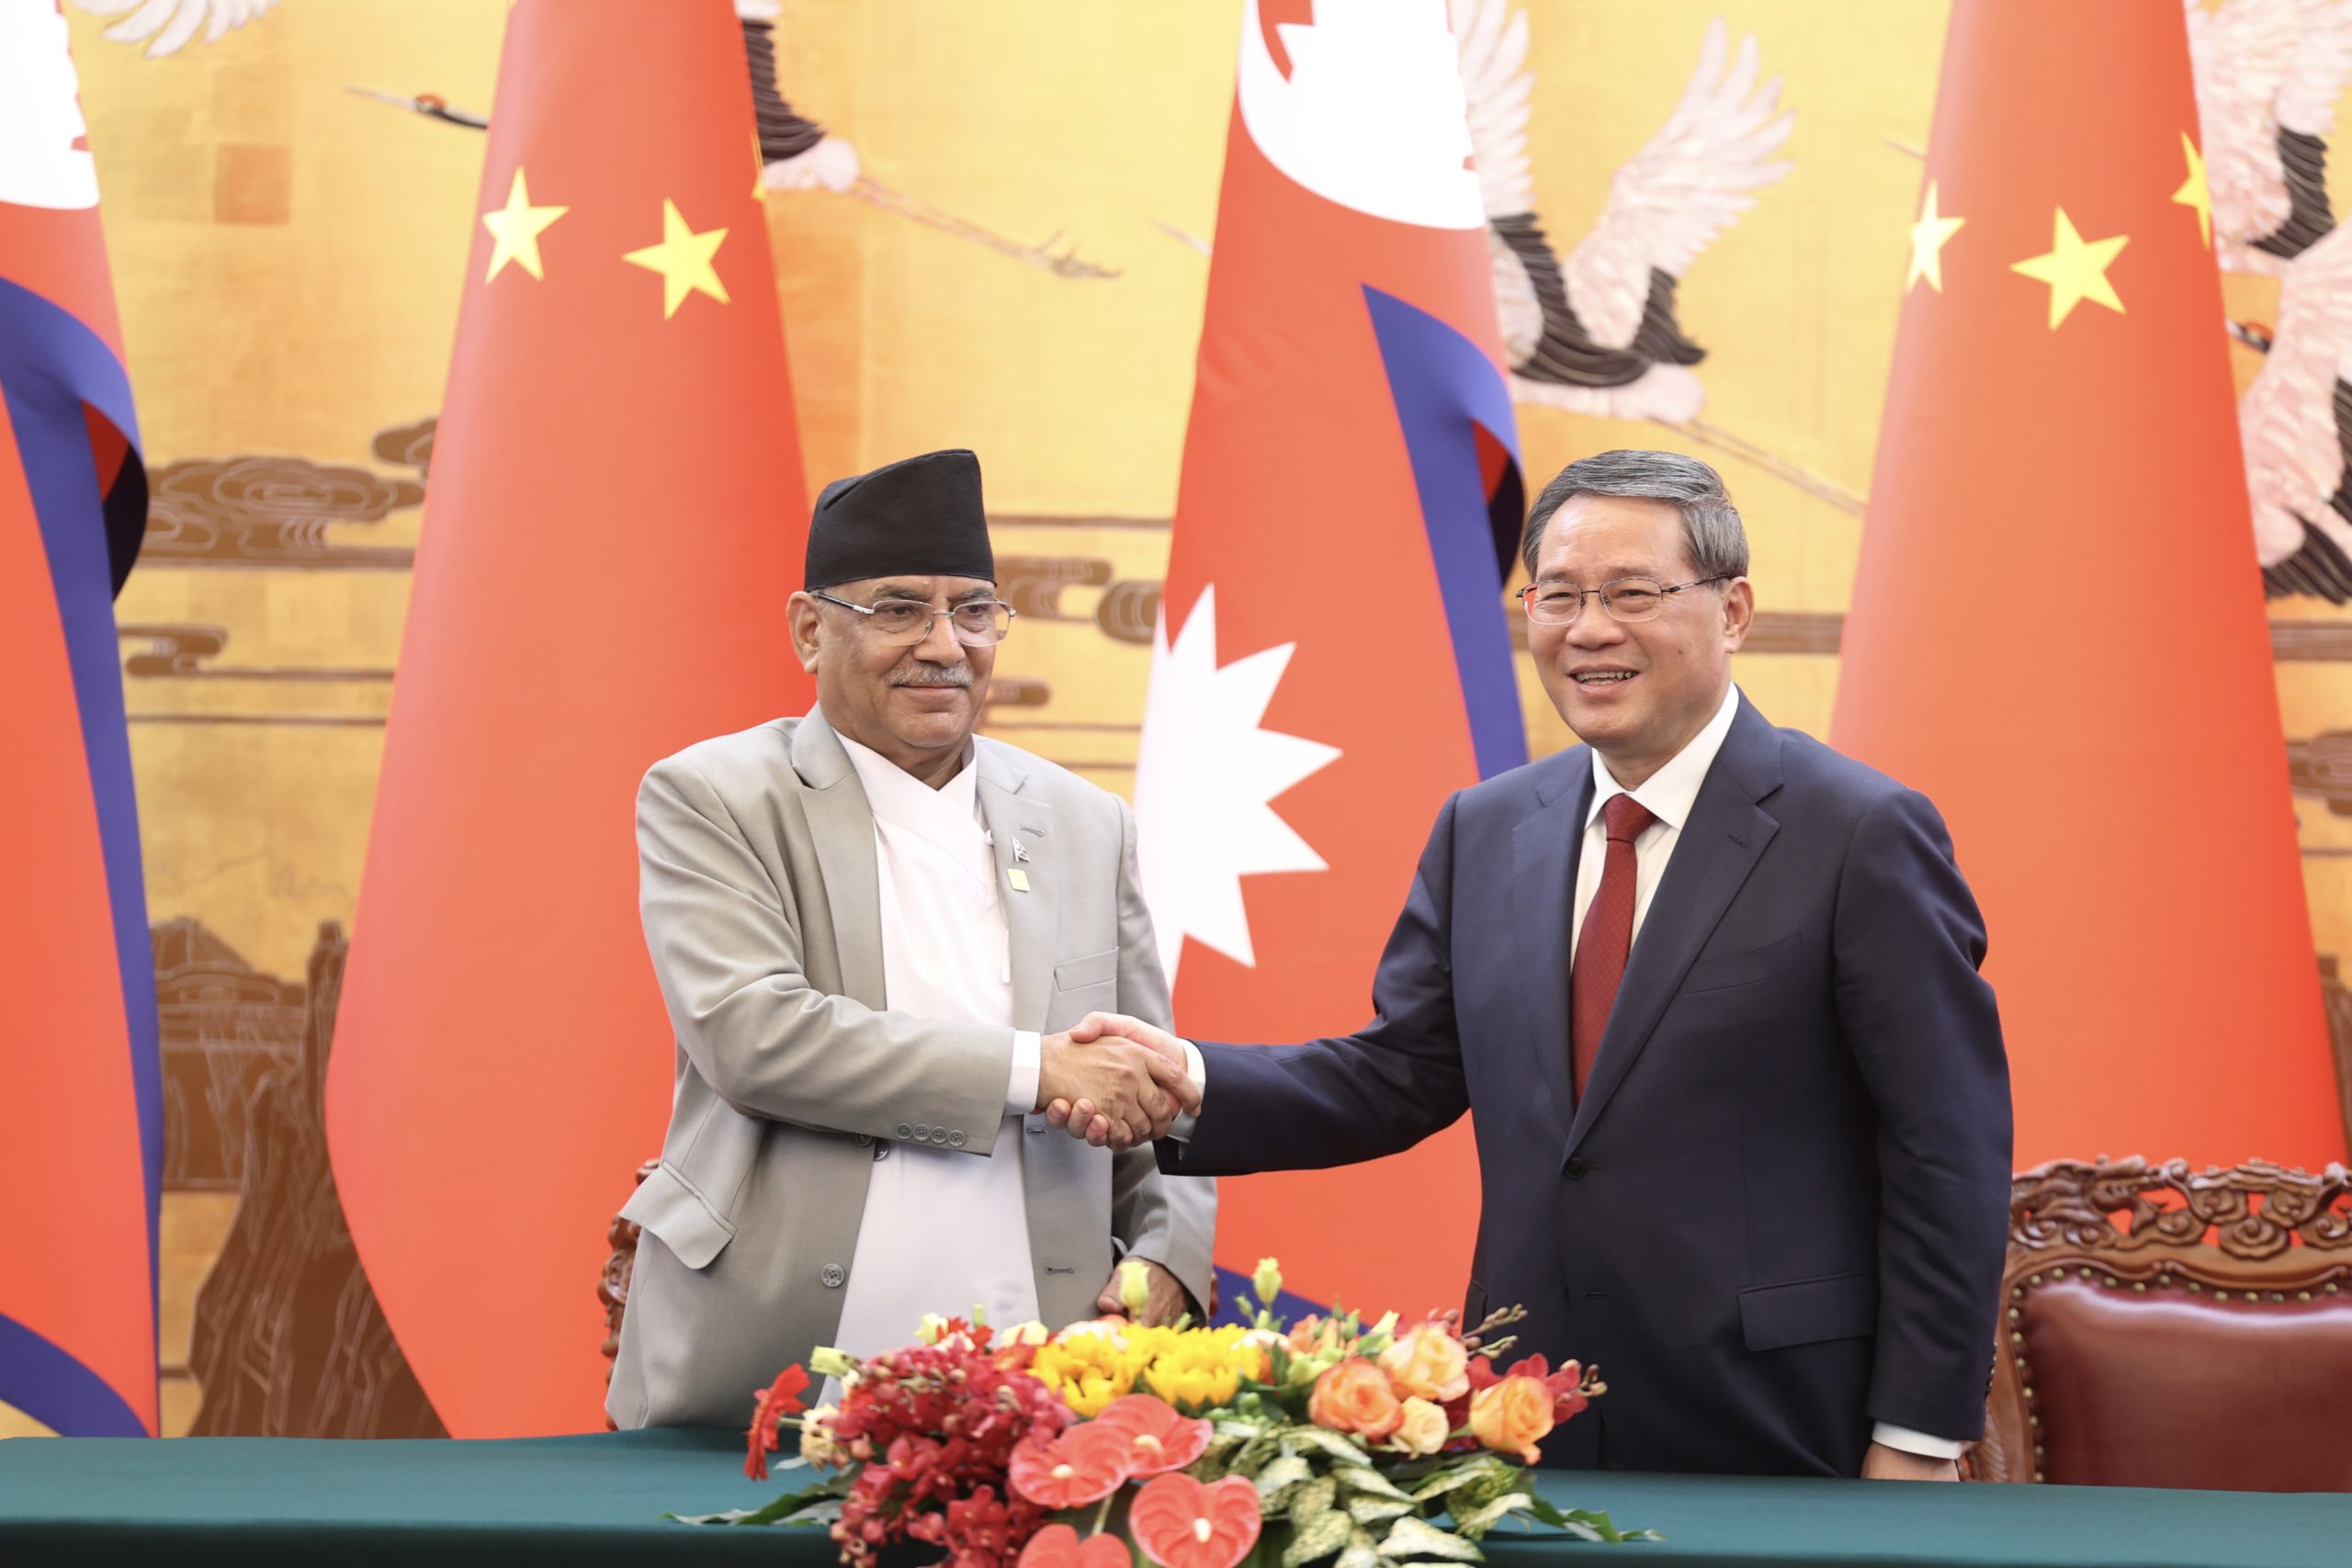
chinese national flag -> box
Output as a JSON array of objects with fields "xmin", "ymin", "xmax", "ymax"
[
  {"xmin": 1832, "ymin": 1, "xmax": 2344, "ymax": 1170},
  {"xmin": 326, "ymin": 0, "xmax": 812, "ymax": 1436},
  {"xmin": 1135, "ymin": 0, "xmax": 1523, "ymax": 1315}
]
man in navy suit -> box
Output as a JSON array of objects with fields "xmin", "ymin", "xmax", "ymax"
[{"xmin": 1060, "ymin": 450, "xmax": 2011, "ymax": 1479}]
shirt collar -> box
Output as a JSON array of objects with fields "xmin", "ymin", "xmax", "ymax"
[
  {"xmin": 1585, "ymin": 682, "xmax": 1741, "ymax": 833},
  {"xmin": 832, "ymin": 721, "xmax": 981, "ymax": 836}
]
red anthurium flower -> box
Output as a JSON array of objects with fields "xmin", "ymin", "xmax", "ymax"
[
  {"xmin": 1009, "ymin": 1420, "xmax": 1135, "ymax": 1508},
  {"xmin": 1128, "ymin": 1473, "xmax": 1261, "ymax": 1568},
  {"xmin": 1019, "ymin": 1524, "xmax": 1135, "ymax": 1568},
  {"xmin": 1091, "ymin": 1394, "xmax": 1212, "ymax": 1475},
  {"xmin": 744, "ymin": 1363, "xmax": 812, "ymax": 1480}
]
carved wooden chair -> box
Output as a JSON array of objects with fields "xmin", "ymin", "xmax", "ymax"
[
  {"xmin": 1968, "ymin": 1156, "xmax": 2352, "ymax": 1490},
  {"xmin": 597, "ymin": 1160, "xmax": 657, "ymax": 1429}
]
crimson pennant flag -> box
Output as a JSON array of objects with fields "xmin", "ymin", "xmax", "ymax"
[
  {"xmin": 1135, "ymin": 0, "xmax": 1524, "ymax": 1314},
  {"xmin": 0, "ymin": 1, "xmax": 160, "ymax": 1437},
  {"xmin": 327, "ymin": 0, "xmax": 813, "ymax": 1435},
  {"xmin": 1832, "ymin": 0, "xmax": 2344, "ymax": 1169}
]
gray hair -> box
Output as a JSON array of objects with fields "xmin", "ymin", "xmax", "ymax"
[{"xmin": 1520, "ymin": 449, "xmax": 1749, "ymax": 581}]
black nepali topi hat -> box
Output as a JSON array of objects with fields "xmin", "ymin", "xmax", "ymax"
[{"xmin": 804, "ymin": 448, "xmax": 993, "ymax": 591}]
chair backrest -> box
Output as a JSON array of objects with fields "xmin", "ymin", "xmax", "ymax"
[{"xmin": 1970, "ymin": 1156, "xmax": 2352, "ymax": 1491}]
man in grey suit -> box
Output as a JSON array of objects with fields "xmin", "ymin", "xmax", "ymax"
[{"xmin": 608, "ymin": 449, "xmax": 1214, "ymax": 1429}]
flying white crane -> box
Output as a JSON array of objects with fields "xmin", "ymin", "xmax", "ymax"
[
  {"xmin": 2188, "ymin": 0, "xmax": 2352, "ymax": 600},
  {"xmin": 1453, "ymin": 2, "xmax": 1792, "ymax": 425}
]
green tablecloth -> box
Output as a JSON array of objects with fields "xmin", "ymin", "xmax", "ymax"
[{"xmin": 0, "ymin": 1428, "xmax": 2344, "ymax": 1568}]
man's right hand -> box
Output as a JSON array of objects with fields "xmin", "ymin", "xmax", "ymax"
[
  {"xmin": 1045, "ymin": 1014, "xmax": 1196, "ymax": 1145},
  {"xmin": 1035, "ymin": 1030, "xmax": 1198, "ymax": 1149}
]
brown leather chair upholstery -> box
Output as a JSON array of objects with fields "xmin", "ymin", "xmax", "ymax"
[{"xmin": 1969, "ymin": 1156, "xmax": 2352, "ymax": 1491}]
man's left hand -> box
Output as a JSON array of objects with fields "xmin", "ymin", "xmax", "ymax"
[
  {"xmin": 1860, "ymin": 1441, "xmax": 1960, "ymax": 1481},
  {"xmin": 1094, "ymin": 1258, "xmax": 1189, "ymax": 1326}
]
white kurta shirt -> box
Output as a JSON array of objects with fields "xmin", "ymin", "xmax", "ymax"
[{"xmin": 830, "ymin": 730, "xmax": 1044, "ymax": 1357}]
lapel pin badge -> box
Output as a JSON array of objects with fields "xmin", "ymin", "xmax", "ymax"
[
  {"xmin": 1012, "ymin": 840, "xmax": 1033, "ymax": 863},
  {"xmin": 1008, "ymin": 867, "xmax": 1032, "ymax": 893}
]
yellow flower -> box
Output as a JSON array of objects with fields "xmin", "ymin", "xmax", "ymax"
[
  {"xmin": 1031, "ymin": 1327, "xmax": 1152, "ymax": 1416},
  {"xmin": 1142, "ymin": 1325, "xmax": 1271, "ymax": 1413}
]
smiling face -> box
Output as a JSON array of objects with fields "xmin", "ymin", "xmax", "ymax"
[
  {"xmin": 788, "ymin": 574, "xmax": 998, "ymax": 786},
  {"xmin": 1527, "ymin": 493, "xmax": 1752, "ymax": 789}
]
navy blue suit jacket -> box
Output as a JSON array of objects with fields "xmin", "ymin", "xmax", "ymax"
[{"xmin": 1160, "ymin": 696, "xmax": 2011, "ymax": 1476}]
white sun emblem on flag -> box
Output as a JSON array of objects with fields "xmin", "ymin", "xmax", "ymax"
[{"xmin": 1134, "ymin": 585, "xmax": 1343, "ymax": 988}]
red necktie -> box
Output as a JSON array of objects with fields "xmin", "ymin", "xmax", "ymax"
[{"xmin": 1571, "ymin": 793, "xmax": 1657, "ymax": 1102}]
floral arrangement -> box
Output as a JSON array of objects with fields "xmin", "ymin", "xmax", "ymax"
[{"xmin": 679, "ymin": 1258, "xmax": 1650, "ymax": 1565}]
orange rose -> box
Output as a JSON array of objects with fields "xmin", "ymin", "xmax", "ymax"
[
  {"xmin": 1284, "ymin": 1315, "xmax": 1329, "ymax": 1353},
  {"xmin": 1468, "ymin": 1375, "xmax": 1555, "ymax": 1464},
  {"xmin": 1376, "ymin": 1324, "xmax": 1469, "ymax": 1402},
  {"xmin": 1308, "ymin": 1358, "xmax": 1403, "ymax": 1440},
  {"xmin": 1392, "ymin": 1396, "xmax": 1450, "ymax": 1456}
]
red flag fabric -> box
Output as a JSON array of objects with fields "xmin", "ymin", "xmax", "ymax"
[
  {"xmin": 1831, "ymin": 0, "xmax": 2344, "ymax": 1171},
  {"xmin": 326, "ymin": 0, "xmax": 812, "ymax": 1437},
  {"xmin": 0, "ymin": 1, "xmax": 159, "ymax": 1438},
  {"xmin": 1135, "ymin": 0, "xmax": 1524, "ymax": 1314}
]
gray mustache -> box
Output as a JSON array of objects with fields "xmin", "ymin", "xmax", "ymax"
[{"xmin": 892, "ymin": 670, "xmax": 972, "ymax": 688}]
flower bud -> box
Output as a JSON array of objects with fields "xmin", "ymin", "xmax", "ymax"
[
  {"xmin": 1251, "ymin": 1258, "xmax": 1283, "ymax": 1305},
  {"xmin": 1119, "ymin": 1258, "xmax": 1152, "ymax": 1314}
]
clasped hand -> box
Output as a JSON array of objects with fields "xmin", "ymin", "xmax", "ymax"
[{"xmin": 1033, "ymin": 1013, "xmax": 1196, "ymax": 1149}]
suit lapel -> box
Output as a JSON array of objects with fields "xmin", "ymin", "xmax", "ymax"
[
  {"xmin": 977, "ymin": 741, "xmax": 1056, "ymax": 1033},
  {"xmin": 1566, "ymin": 700, "xmax": 1784, "ymax": 1157},
  {"xmin": 1513, "ymin": 752, "xmax": 1594, "ymax": 1134},
  {"xmin": 792, "ymin": 712, "xmax": 888, "ymax": 1010}
]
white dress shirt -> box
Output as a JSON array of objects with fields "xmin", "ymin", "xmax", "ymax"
[
  {"xmin": 829, "ymin": 731, "xmax": 1043, "ymax": 1357},
  {"xmin": 1180, "ymin": 684, "xmax": 1961, "ymax": 1461}
]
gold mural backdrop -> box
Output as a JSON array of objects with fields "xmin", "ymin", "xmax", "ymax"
[{"xmin": 11, "ymin": 0, "xmax": 2350, "ymax": 1438}]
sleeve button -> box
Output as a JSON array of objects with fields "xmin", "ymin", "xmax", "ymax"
[
  {"xmin": 820, "ymin": 1264, "xmax": 846, "ymax": 1288},
  {"xmin": 895, "ymin": 1123, "xmax": 913, "ymax": 1140},
  {"xmin": 948, "ymin": 1130, "xmax": 967, "ymax": 1148}
]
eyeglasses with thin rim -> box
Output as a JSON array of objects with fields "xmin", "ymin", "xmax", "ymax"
[
  {"xmin": 810, "ymin": 590, "xmax": 1018, "ymax": 647},
  {"xmin": 1519, "ymin": 574, "xmax": 1733, "ymax": 626}
]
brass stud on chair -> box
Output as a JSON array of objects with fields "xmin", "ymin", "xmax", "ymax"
[
  {"xmin": 2030, "ymin": 1273, "xmax": 2043, "ymax": 1285},
  {"xmin": 2103, "ymin": 1275, "xmax": 2119, "ymax": 1287},
  {"xmin": 2132, "ymin": 1282, "xmax": 2147, "ymax": 1292},
  {"xmin": 2299, "ymin": 1292, "xmax": 2312, "ymax": 1303},
  {"xmin": 2270, "ymin": 1292, "xmax": 2285, "ymax": 1303}
]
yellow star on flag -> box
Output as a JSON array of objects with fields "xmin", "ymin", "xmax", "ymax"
[
  {"xmin": 2172, "ymin": 131, "xmax": 2211, "ymax": 248},
  {"xmin": 1906, "ymin": 180, "xmax": 1965, "ymax": 293},
  {"xmin": 2010, "ymin": 208, "xmax": 2128, "ymax": 330},
  {"xmin": 481, "ymin": 168, "xmax": 567, "ymax": 283},
  {"xmin": 623, "ymin": 199, "xmax": 731, "ymax": 318}
]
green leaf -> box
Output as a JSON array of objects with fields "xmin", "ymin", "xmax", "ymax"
[
  {"xmin": 1407, "ymin": 1465, "xmax": 1492, "ymax": 1505},
  {"xmin": 1449, "ymin": 1495, "xmax": 1532, "ymax": 1542},
  {"xmin": 1256, "ymin": 1453, "xmax": 1316, "ymax": 1508},
  {"xmin": 1282, "ymin": 1507, "xmax": 1356, "ymax": 1567},
  {"xmin": 1344, "ymin": 1498, "xmax": 1414, "ymax": 1527},
  {"xmin": 1378, "ymin": 1517, "xmax": 1484, "ymax": 1562},
  {"xmin": 1337, "ymin": 1467, "xmax": 1415, "ymax": 1504},
  {"xmin": 666, "ymin": 1474, "xmax": 850, "ymax": 1529},
  {"xmin": 1282, "ymin": 1427, "xmax": 1374, "ymax": 1468},
  {"xmin": 1286, "ymin": 1476, "xmax": 1339, "ymax": 1523},
  {"xmin": 1515, "ymin": 1497, "xmax": 1659, "ymax": 1544},
  {"xmin": 1335, "ymin": 1529, "xmax": 1382, "ymax": 1568},
  {"xmin": 1216, "ymin": 1419, "xmax": 1272, "ymax": 1443}
]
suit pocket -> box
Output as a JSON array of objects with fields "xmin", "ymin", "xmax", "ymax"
[
  {"xmin": 1737, "ymin": 1269, "xmax": 1877, "ymax": 1351},
  {"xmin": 1683, "ymin": 931, "xmax": 1804, "ymax": 995},
  {"xmin": 1053, "ymin": 948, "xmax": 1119, "ymax": 993},
  {"xmin": 618, "ymin": 1161, "xmax": 737, "ymax": 1271}
]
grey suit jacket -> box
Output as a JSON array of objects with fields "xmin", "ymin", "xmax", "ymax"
[{"xmin": 607, "ymin": 711, "xmax": 1216, "ymax": 1428}]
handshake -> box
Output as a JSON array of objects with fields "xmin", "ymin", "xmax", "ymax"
[{"xmin": 1032, "ymin": 1013, "xmax": 1195, "ymax": 1150}]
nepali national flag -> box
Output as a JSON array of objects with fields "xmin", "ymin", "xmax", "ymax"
[
  {"xmin": 1136, "ymin": 0, "xmax": 1523, "ymax": 1317},
  {"xmin": 326, "ymin": 0, "xmax": 812, "ymax": 1436},
  {"xmin": 0, "ymin": 0, "xmax": 161, "ymax": 1436}
]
